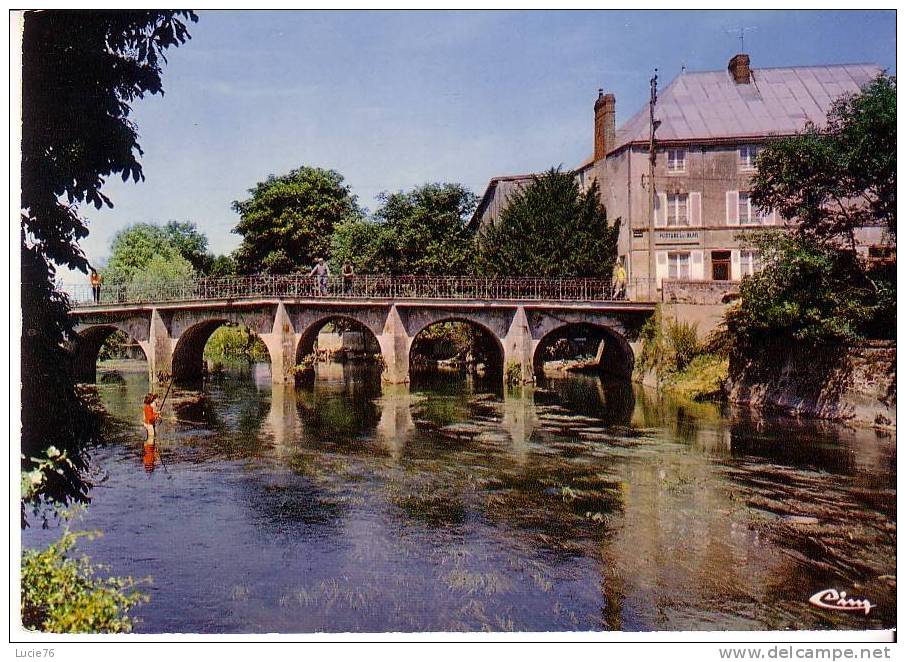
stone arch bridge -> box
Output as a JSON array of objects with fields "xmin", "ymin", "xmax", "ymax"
[{"xmin": 66, "ymin": 276, "xmax": 655, "ymax": 386}]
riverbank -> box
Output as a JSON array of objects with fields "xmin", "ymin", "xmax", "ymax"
[
  {"xmin": 636, "ymin": 342, "xmax": 896, "ymax": 431},
  {"xmin": 726, "ymin": 341, "xmax": 896, "ymax": 430}
]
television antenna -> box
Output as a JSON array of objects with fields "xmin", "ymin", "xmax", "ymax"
[{"xmin": 727, "ymin": 26, "xmax": 757, "ymax": 52}]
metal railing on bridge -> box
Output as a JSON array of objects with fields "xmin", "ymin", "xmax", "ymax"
[{"xmin": 63, "ymin": 275, "xmax": 656, "ymax": 307}]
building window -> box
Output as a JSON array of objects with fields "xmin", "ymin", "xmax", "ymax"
[
  {"xmin": 737, "ymin": 192, "xmax": 767, "ymax": 225},
  {"xmin": 667, "ymin": 193, "xmax": 688, "ymax": 226},
  {"xmin": 667, "ymin": 149, "xmax": 686, "ymax": 173},
  {"xmin": 667, "ymin": 251, "xmax": 691, "ymax": 279},
  {"xmin": 711, "ymin": 250, "xmax": 731, "ymax": 281},
  {"xmin": 739, "ymin": 249, "xmax": 761, "ymax": 278},
  {"xmin": 739, "ymin": 145, "xmax": 758, "ymax": 171}
]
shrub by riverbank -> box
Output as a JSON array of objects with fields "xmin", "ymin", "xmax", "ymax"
[
  {"xmin": 660, "ymin": 354, "xmax": 729, "ymax": 402},
  {"xmin": 635, "ymin": 307, "xmax": 728, "ymax": 402},
  {"xmin": 21, "ymin": 528, "xmax": 147, "ymax": 633}
]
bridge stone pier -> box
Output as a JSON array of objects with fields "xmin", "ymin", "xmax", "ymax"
[{"xmin": 69, "ymin": 294, "xmax": 654, "ymax": 387}]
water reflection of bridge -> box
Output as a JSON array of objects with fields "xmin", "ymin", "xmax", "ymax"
[
  {"xmin": 64, "ymin": 275, "xmax": 655, "ymax": 386},
  {"xmin": 253, "ymin": 363, "xmax": 636, "ymax": 462}
]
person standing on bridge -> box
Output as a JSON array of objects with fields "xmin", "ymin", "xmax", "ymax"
[
  {"xmin": 341, "ymin": 261, "xmax": 355, "ymax": 295},
  {"xmin": 309, "ymin": 258, "xmax": 330, "ymax": 295},
  {"xmin": 612, "ymin": 261, "xmax": 627, "ymax": 300},
  {"xmin": 89, "ymin": 268, "xmax": 103, "ymax": 304}
]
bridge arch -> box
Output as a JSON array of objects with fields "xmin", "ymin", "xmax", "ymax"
[
  {"xmin": 171, "ymin": 318, "xmax": 273, "ymax": 383},
  {"xmin": 71, "ymin": 324, "xmax": 149, "ymax": 384},
  {"xmin": 295, "ymin": 314, "xmax": 382, "ymax": 365},
  {"xmin": 408, "ymin": 315, "xmax": 505, "ymax": 376},
  {"xmin": 532, "ymin": 321, "xmax": 634, "ymax": 379}
]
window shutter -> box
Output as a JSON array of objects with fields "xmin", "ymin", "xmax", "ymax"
[
  {"xmin": 730, "ymin": 250, "xmax": 741, "ymax": 281},
  {"xmin": 726, "ymin": 191, "xmax": 739, "ymax": 226},
  {"xmin": 655, "ymin": 193, "xmax": 667, "ymax": 227},
  {"xmin": 691, "ymin": 250, "xmax": 704, "ymax": 280},
  {"xmin": 656, "ymin": 251, "xmax": 668, "ymax": 287},
  {"xmin": 689, "ymin": 192, "xmax": 702, "ymax": 227}
]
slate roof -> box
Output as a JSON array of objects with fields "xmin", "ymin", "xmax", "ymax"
[{"xmin": 611, "ymin": 63, "xmax": 883, "ymax": 151}]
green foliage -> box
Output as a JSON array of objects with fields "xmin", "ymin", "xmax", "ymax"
[
  {"xmin": 21, "ymin": 447, "xmax": 77, "ymax": 505},
  {"xmin": 475, "ymin": 169, "xmax": 620, "ymax": 277},
  {"xmin": 504, "ymin": 361, "xmax": 523, "ymax": 386},
  {"xmin": 637, "ymin": 307, "xmax": 702, "ymax": 379},
  {"xmin": 97, "ymin": 330, "xmax": 128, "ymax": 361},
  {"xmin": 750, "ymin": 74, "xmax": 895, "ymax": 244},
  {"xmin": 162, "ymin": 221, "xmax": 215, "ymax": 273},
  {"xmin": 232, "ymin": 167, "xmax": 364, "ymax": 274},
  {"xmin": 731, "ymin": 76, "xmax": 895, "ymax": 369},
  {"xmin": 125, "ymin": 252, "xmax": 196, "ymax": 300},
  {"xmin": 21, "ymin": 10, "xmax": 197, "ymax": 272},
  {"xmin": 20, "ymin": 10, "xmax": 194, "ymax": 520},
  {"xmin": 725, "ymin": 233, "xmax": 892, "ymax": 357},
  {"xmin": 291, "ymin": 354, "xmax": 318, "ymax": 377},
  {"xmin": 329, "ymin": 218, "xmax": 390, "ymax": 273},
  {"xmin": 21, "ymin": 526, "xmax": 147, "ymax": 633},
  {"xmin": 207, "ymin": 253, "xmax": 237, "ymax": 277},
  {"xmin": 331, "ymin": 183, "xmax": 478, "ymax": 275},
  {"xmin": 21, "ymin": 245, "xmax": 102, "ymax": 524},
  {"xmin": 103, "ymin": 223, "xmax": 199, "ymax": 286},
  {"xmin": 203, "ymin": 326, "xmax": 269, "ymax": 363},
  {"xmin": 662, "ymin": 354, "xmax": 729, "ymax": 402}
]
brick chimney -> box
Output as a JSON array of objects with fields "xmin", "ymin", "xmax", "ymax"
[
  {"xmin": 728, "ymin": 53, "xmax": 751, "ymax": 84},
  {"xmin": 594, "ymin": 89, "xmax": 616, "ymax": 161}
]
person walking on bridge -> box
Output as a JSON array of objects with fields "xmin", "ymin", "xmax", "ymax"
[{"xmin": 309, "ymin": 258, "xmax": 330, "ymax": 295}]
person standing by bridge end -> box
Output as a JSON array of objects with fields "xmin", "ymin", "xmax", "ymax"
[
  {"xmin": 89, "ymin": 268, "xmax": 103, "ymax": 304},
  {"xmin": 309, "ymin": 258, "xmax": 330, "ymax": 295},
  {"xmin": 612, "ymin": 261, "xmax": 627, "ymax": 300}
]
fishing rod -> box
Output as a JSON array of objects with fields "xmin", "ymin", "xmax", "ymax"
[
  {"xmin": 153, "ymin": 371, "xmax": 174, "ymax": 479},
  {"xmin": 156, "ymin": 371, "xmax": 174, "ymax": 411}
]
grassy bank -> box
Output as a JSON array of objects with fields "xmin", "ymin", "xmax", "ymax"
[{"xmin": 635, "ymin": 306, "xmax": 729, "ymax": 402}]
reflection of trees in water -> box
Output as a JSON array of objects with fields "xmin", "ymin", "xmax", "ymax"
[
  {"xmin": 231, "ymin": 468, "xmax": 349, "ymax": 540},
  {"xmin": 295, "ymin": 365, "xmax": 382, "ymax": 445},
  {"xmin": 632, "ymin": 385, "xmax": 726, "ymax": 446},
  {"xmin": 409, "ymin": 369, "xmax": 503, "ymax": 398},
  {"xmin": 534, "ymin": 374, "xmax": 634, "ymax": 426},
  {"xmin": 727, "ymin": 417, "xmax": 869, "ymax": 477}
]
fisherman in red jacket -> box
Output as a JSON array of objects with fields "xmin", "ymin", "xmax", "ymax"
[{"xmin": 143, "ymin": 393, "xmax": 160, "ymax": 444}]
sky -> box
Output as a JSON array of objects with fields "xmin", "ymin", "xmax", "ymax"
[{"xmin": 62, "ymin": 9, "xmax": 896, "ymax": 275}]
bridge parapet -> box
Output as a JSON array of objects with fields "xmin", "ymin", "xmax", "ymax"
[{"xmin": 63, "ymin": 275, "xmax": 654, "ymax": 307}]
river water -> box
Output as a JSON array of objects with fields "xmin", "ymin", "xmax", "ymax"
[{"xmin": 23, "ymin": 361, "xmax": 896, "ymax": 633}]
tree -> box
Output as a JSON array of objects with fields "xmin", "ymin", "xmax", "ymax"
[
  {"xmin": 728, "ymin": 76, "xmax": 896, "ymax": 363},
  {"xmin": 102, "ymin": 223, "xmax": 193, "ymax": 284},
  {"xmin": 329, "ymin": 218, "xmax": 390, "ymax": 274},
  {"xmin": 371, "ymin": 183, "xmax": 478, "ymax": 275},
  {"xmin": 725, "ymin": 233, "xmax": 893, "ymax": 353},
  {"xmin": 126, "ymin": 253, "xmax": 196, "ymax": 299},
  {"xmin": 475, "ymin": 169, "xmax": 620, "ymax": 277},
  {"xmin": 750, "ymin": 74, "xmax": 896, "ymax": 246},
  {"xmin": 163, "ymin": 221, "xmax": 213, "ymax": 273},
  {"xmin": 330, "ymin": 183, "xmax": 478, "ymax": 275},
  {"xmin": 231, "ymin": 167, "xmax": 364, "ymax": 274},
  {"xmin": 207, "ymin": 253, "xmax": 236, "ymax": 277},
  {"xmin": 20, "ymin": 10, "xmax": 196, "ymax": 517}
]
